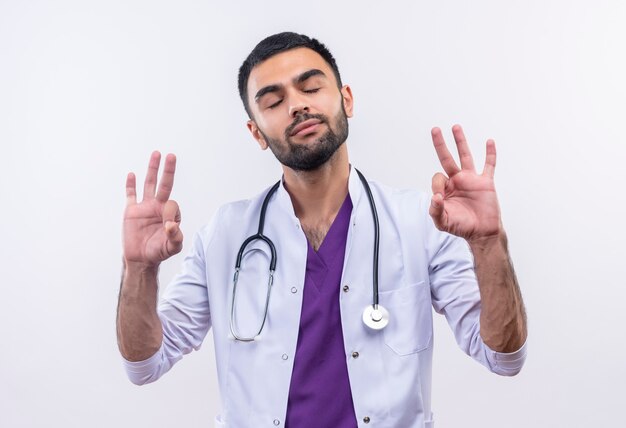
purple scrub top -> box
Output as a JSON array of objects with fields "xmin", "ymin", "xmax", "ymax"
[{"xmin": 285, "ymin": 194, "xmax": 358, "ymax": 428}]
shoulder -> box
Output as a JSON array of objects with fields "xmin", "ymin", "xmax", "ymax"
[
  {"xmin": 364, "ymin": 178, "xmax": 445, "ymax": 245},
  {"xmin": 195, "ymin": 184, "xmax": 277, "ymax": 242},
  {"xmin": 366, "ymin": 178, "xmax": 470, "ymax": 263},
  {"xmin": 366, "ymin": 179, "xmax": 431, "ymax": 214}
]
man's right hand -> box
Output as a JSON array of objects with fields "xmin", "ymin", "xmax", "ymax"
[{"xmin": 123, "ymin": 151, "xmax": 183, "ymax": 267}]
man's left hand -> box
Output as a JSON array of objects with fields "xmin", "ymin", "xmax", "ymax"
[{"xmin": 429, "ymin": 124, "xmax": 502, "ymax": 243}]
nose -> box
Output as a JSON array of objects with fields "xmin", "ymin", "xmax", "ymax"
[{"xmin": 288, "ymin": 95, "xmax": 309, "ymax": 118}]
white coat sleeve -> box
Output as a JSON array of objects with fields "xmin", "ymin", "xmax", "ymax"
[
  {"xmin": 426, "ymin": 217, "xmax": 526, "ymax": 376},
  {"xmin": 122, "ymin": 220, "xmax": 215, "ymax": 385}
]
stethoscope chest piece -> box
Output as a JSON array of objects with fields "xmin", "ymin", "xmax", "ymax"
[{"xmin": 362, "ymin": 304, "xmax": 389, "ymax": 330}]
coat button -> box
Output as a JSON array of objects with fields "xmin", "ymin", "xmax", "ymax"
[
  {"xmin": 273, "ymin": 419, "xmax": 280, "ymax": 425},
  {"xmin": 363, "ymin": 416, "xmax": 370, "ymax": 423},
  {"xmin": 281, "ymin": 354, "xmax": 289, "ymax": 360},
  {"xmin": 291, "ymin": 287, "xmax": 298, "ymax": 294},
  {"xmin": 343, "ymin": 285, "xmax": 350, "ymax": 292},
  {"xmin": 352, "ymin": 351, "xmax": 359, "ymax": 359}
]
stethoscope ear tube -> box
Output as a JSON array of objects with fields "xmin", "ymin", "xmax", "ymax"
[{"xmin": 230, "ymin": 266, "xmax": 275, "ymax": 342}]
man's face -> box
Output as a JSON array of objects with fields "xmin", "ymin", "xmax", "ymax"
[{"xmin": 246, "ymin": 47, "xmax": 354, "ymax": 171}]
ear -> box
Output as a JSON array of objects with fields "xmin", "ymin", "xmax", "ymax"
[
  {"xmin": 247, "ymin": 120, "xmax": 269, "ymax": 150},
  {"xmin": 340, "ymin": 85, "xmax": 354, "ymax": 118}
]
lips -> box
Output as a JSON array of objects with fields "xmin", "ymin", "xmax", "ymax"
[{"xmin": 289, "ymin": 118, "xmax": 323, "ymax": 137}]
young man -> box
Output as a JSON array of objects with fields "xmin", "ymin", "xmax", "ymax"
[{"xmin": 117, "ymin": 32, "xmax": 527, "ymax": 428}]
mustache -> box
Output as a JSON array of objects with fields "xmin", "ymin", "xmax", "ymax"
[{"xmin": 284, "ymin": 113, "xmax": 328, "ymax": 138}]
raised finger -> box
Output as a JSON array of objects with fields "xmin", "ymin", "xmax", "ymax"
[
  {"xmin": 431, "ymin": 127, "xmax": 461, "ymax": 176},
  {"xmin": 482, "ymin": 139, "xmax": 497, "ymax": 178},
  {"xmin": 451, "ymin": 124, "xmax": 476, "ymax": 171},
  {"xmin": 125, "ymin": 172, "xmax": 137, "ymax": 206},
  {"xmin": 156, "ymin": 153, "xmax": 177, "ymax": 203},
  {"xmin": 143, "ymin": 151, "xmax": 161, "ymax": 201}
]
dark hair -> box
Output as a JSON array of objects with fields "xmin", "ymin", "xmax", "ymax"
[{"xmin": 238, "ymin": 32, "xmax": 343, "ymax": 117}]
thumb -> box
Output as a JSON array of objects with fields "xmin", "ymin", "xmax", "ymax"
[
  {"xmin": 431, "ymin": 172, "xmax": 447, "ymax": 196},
  {"xmin": 429, "ymin": 193, "xmax": 447, "ymax": 231},
  {"xmin": 163, "ymin": 200, "xmax": 183, "ymax": 256},
  {"xmin": 164, "ymin": 220, "xmax": 183, "ymax": 256},
  {"xmin": 429, "ymin": 173, "xmax": 448, "ymax": 231},
  {"xmin": 163, "ymin": 199, "xmax": 181, "ymax": 224}
]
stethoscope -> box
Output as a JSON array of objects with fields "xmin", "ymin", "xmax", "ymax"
[{"xmin": 230, "ymin": 169, "xmax": 389, "ymax": 342}]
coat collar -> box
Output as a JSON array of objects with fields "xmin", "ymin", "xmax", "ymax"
[{"xmin": 273, "ymin": 164, "xmax": 365, "ymax": 221}]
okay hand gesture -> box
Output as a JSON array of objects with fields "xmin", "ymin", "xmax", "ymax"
[
  {"xmin": 123, "ymin": 151, "xmax": 183, "ymax": 267},
  {"xmin": 429, "ymin": 125, "xmax": 502, "ymax": 243}
]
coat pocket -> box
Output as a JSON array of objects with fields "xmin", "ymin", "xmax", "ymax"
[{"xmin": 380, "ymin": 281, "xmax": 433, "ymax": 355}]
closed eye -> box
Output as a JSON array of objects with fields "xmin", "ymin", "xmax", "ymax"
[
  {"xmin": 267, "ymin": 99, "xmax": 283, "ymax": 109},
  {"xmin": 304, "ymin": 88, "xmax": 320, "ymax": 94}
]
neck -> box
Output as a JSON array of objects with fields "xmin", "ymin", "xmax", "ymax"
[{"xmin": 282, "ymin": 144, "xmax": 350, "ymax": 225}]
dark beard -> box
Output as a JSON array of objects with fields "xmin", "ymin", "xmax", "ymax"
[{"xmin": 260, "ymin": 108, "xmax": 349, "ymax": 172}]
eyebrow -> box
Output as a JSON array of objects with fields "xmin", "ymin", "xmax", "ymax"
[
  {"xmin": 254, "ymin": 84, "xmax": 281, "ymax": 102},
  {"xmin": 254, "ymin": 69, "xmax": 328, "ymax": 103},
  {"xmin": 295, "ymin": 68, "xmax": 326, "ymax": 84}
]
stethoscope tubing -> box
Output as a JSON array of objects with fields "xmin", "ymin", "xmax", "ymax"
[
  {"xmin": 355, "ymin": 169, "xmax": 380, "ymax": 308},
  {"xmin": 231, "ymin": 181, "xmax": 280, "ymax": 341},
  {"xmin": 230, "ymin": 170, "xmax": 386, "ymax": 341}
]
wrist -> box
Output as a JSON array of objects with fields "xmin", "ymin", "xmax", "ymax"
[
  {"xmin": 121, "ymin": 259, "xmax": 160, "ymax": 297},
  {"xmin": 468, "ymin": 228, "xmax": 507, "ymax": 253},
  {"xmin": 123, "ymin": 259, "xmax": 160, "ymax": 275}
]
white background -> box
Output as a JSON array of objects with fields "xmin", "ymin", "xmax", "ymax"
[{"xmin": 1, "ymin": 1, "xmax": 625, "ymax": 427}]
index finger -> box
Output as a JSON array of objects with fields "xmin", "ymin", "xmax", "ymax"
[
  {"xmin": 156, "ymin": 153, "xmax": 177, "ymax": 202},
  {"xmin": 431, "ymin": 127, "xmax": 460, "ymax": 176}
]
